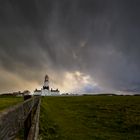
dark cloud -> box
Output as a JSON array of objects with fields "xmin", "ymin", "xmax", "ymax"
[{"xmin": 0, "ymin": 0, "xmax": 140, "ymax": 93}]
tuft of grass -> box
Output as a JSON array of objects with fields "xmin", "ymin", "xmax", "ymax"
[{"xmin": 40, "ymin": 96, "xmax": 140, "ymax": 140}]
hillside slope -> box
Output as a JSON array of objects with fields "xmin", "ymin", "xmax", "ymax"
[{"xmin": 40, "ymin": 96, "xmax": 140, "ymax": 140}]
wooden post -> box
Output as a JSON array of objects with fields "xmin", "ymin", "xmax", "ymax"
[{"xmin": 24, "ymin": 95, "xmax": 32, "ymax": 140}]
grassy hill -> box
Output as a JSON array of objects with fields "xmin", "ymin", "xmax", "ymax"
[
  {"xmin": 39, "ymin": 96, "xmax": 140, "ymax": 140},
  {"xmin": 0, "ymin": 96, "xmax": 23, "ymax": 111}
]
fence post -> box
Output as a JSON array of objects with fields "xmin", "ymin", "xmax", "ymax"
[{"xmin": 24, "ymin": 95, "xmax": 32, "ymax": 140}]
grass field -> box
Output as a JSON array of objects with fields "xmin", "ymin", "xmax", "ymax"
[
  {"xmin": 39, "ymin": 96, "xmax": 140, "ymax": 140},
  {"xmin": 0, "ymin": 96, "xmax": 23, "ymax": 111}
]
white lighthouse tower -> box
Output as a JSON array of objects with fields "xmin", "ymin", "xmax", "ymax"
[
  {"xmin": 43, "ymin": 75, "xmax": 49, "ymax": 90},
  {"xmin": 34, "ymin": 74, "xmax": 60, "ymax": 96},
  {"xmin": 41, "ymin": 75, "xmax": 50, "ymax": 96}
]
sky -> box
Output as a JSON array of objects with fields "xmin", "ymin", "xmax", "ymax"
[{"xmin": 0, "ymin": 0, "xmax": 140, "ymax": 93}]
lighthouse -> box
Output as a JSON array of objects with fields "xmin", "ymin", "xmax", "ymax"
[
  {"xmin": 43, "ymin": 75, "xmax": 49, "ymax": 90},
  {"xmin": 34, "ymin": 74, "xmax": 60, "ymax": 96}
]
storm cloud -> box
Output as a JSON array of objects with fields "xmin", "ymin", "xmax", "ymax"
[{"xmin": 0, "ymin": 0, "xmax": 140, "ymax": 93}]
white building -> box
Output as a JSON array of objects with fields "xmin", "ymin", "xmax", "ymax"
[{"xmin": 34, "ymin": 75, "xmax": 60, "ymax": 96}]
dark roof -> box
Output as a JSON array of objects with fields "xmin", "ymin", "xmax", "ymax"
[{"xmin": 34, "ymin": 89, "xmax": 41, "ymax": 92}]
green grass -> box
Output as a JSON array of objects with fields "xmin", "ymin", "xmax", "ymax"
[
  {"xmin": 40, "ymin": 96, "xmax": 140, "ymax": 140},
  {"xmin": 0, "ymin": 96, "xmax": 23, "ymax": 111}
]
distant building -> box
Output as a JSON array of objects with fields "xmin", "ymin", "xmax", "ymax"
[
  {"xmin": 34, "ymin": 75, "xmax": 60, "ymax": 96},
  {"xmin": 34, "ymin": 89, "xmax": 42, "ymax": 96},
  {"xmin": 13, "ymin": 91, "xmax": 22, "ymax": 96},
  {"xmin": 0, "ymin": 90, "xmax": 31, "ymax": 97},
  {"xmin": 15, "ymin": 90, "xmax": 31, "ymax": 97},
  {"xmin": 22, "ymin": 90, "xmax": 31, "ymax": 96}
]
